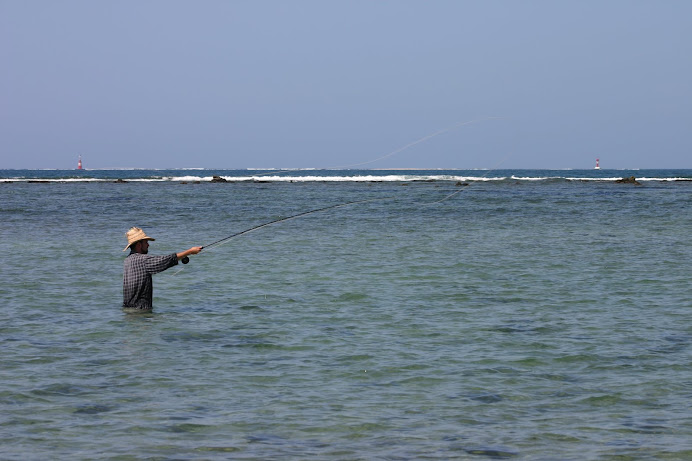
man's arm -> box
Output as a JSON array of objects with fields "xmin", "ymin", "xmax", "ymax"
[{"xmin": 177, "ymin": 246, "xmax": 203, "ymax": 260}]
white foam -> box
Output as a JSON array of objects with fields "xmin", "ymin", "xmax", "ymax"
[{"xmin": 3, "ymin": 171, "xmax": 689, "ymax": 183}]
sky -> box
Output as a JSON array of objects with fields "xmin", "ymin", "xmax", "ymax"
[{"xmin": 1, "ymin": 1, "xmax": 691, "ymax": 169}]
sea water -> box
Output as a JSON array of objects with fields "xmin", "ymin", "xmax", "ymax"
[{"xmin": 1, "ymin": 170, "xmax": 691, "ymax": 459}]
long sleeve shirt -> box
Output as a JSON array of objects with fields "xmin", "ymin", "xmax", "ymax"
[{"xmin": 122, "ymin": 253, "xmax": 178, "ymax": 309}]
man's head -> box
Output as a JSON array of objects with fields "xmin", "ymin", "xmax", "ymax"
[{"xmin": 124, "ymin": 227, "xmax": 155, "ymax": 253}]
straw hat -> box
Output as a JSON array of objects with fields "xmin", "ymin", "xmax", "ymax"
[{"xmin": 124, "ymin": 227, "xmax": 155, "ymax": 251}]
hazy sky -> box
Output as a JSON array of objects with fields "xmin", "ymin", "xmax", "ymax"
[{"xmin": 2, "ymin": 1, "xmax": 691, "ymax": 169}]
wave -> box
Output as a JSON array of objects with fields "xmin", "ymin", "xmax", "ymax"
[{"xmin": 2, "ymin": 168, "xmax": 691, "ymax": 183}]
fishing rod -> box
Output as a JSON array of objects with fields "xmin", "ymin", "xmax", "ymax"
[{"xmin": 180, "ymin": 195, "xmax": 393, "ymax": 264}]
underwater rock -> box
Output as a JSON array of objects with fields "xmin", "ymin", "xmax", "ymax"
[
  {"xmin": 114, "ymin": 178, "xmax": 128, "ymax": 183},
  {"xmin": 210, "ymin": 175, "xmax": 228, "ymax": 183}
]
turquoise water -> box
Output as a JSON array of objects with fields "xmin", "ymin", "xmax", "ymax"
[{"xmin": 2, "ymin": 170, "xmax": 692, "ymax": 459}]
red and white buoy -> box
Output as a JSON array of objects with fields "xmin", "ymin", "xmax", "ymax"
[
  {"xmin": 594, "ymin": 158, "xmax": 600, "ymax": 170},
  {"xmin": 77, "ymin": 156, "xmax": 83, "ymax": 170}
]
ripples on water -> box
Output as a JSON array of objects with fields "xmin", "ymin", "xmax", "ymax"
[{"xmin": 1, "ymin": 179, "xmax": 692, "ymax": 459}]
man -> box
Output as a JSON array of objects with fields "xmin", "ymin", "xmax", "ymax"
[{"xmin": 123, "ymin": 227, "xmax": 202, "ymax": 312}]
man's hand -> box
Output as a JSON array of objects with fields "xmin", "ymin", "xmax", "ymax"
[{"xmin": 177, "ymin": 246, "xmax": 203, "ymax": 260}]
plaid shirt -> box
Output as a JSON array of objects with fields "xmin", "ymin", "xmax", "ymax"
[{"xmin": 123, "ymin": 253, "xmax": 178, "ymax": 308}]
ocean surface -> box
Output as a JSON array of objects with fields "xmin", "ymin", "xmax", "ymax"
[{"xmin": 2, "ymin": 169, "xmax": 691, "ymax": 460}]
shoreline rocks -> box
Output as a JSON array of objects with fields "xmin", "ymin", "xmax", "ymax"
[{"xmin": 615, "ymin": 176, "xmax": 642, "ymax": 185}]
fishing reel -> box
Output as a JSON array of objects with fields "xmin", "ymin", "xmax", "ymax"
[{"xmin": 181, "ymin": 256, "xmax": 189, "ymax": 264}]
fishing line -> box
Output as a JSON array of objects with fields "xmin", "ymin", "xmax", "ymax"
[
  {"xmin": 220, "ymin": 116, "xmax": 503, "ymax": 181},
  {"xmin": 173, "ymin": 116, "xmax": 511, "ymax": 271},
  {"xmin": 331, "ymin": 116, "xmax": 504, "ymax": 169},
  {"xmin": 177, "ymin": 154, "xmax": 509, "ymax": 271},
  {"xmin": 421, "ymin": 152, "xmax": 512, "ymax": 205}
]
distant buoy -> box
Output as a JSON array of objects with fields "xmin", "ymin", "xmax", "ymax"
[
  {"xmin": 77, "ymin": 156, "xmax": 83, "ymax": 170},
  {"xmin": 594, "ymin": 158, "xmax": 600, "ymax": 170}
]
